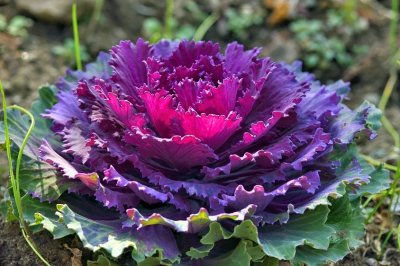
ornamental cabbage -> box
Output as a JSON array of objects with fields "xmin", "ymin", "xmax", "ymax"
[{"xmin": 1, "ymin": 39, "xmax": 388, "ymax": 265}]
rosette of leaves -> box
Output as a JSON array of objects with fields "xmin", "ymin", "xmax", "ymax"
[{"xmin": 0, "ymin": 39, "xmax": 389, "ymax": 265}]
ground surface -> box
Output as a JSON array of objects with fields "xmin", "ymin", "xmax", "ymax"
[{"xmin": 1, "ymin": 0, "xmax": 400, "ymax": 265}]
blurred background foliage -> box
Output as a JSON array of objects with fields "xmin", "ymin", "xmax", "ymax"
[{"xmin": 1, "ymin": 0, "xmax": 395, "ymax": 81}]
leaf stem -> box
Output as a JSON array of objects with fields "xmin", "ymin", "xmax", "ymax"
[
  {"xmin": 360, "ymin": 154, "xmax": 398, "ymax": 172},
  {"xmin": 378, "ymin": 69, "xmax": 398, "ymax": 112}
]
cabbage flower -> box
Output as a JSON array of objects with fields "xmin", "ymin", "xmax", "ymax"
[{"xmin": 1, "ymin": 39, "xmax": 388, "ymax": 265}]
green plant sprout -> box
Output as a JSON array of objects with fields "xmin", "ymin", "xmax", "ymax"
[
  {"xmin": 163, "ymin": 0, "xmax": 174, "ymax": 39},
  {"xmin": 143, "ymin": 0, "xmax": 218, "ymax": 42},
  {"xmin": 0, "ymin": 14, "xmax": 33, "ymax": 38},
  {"xmin": 0, "ymin": 81, "xmax": 50, "ymax": 266},
  {"xmin": 290, "ymin": 2, "xmax": 368, "ymax": 70},
  {"xmin": 224, "ymin": 7, "xmax": 265, "ymax": 41},
  {"xmin": 52, "ymin": 38, "xmax": 89, "ymax": 66},
  {"xmin": 88, "ymin": 0, "xmax": 105, "ymax": 34},
  {"xmin": 72, "ymin": 0, "xmax": 82, "ymax": 71}
]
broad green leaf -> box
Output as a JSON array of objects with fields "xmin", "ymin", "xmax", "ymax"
[
  {"xmin": 0, "ymin": 86, "xmax": 67, "ymax": 201},
  {"xmin": 138, "ymin": 256, "xmax": 167, "ymax": 266},
  {"xmin": 0, "ymin": 86, "xmax": 59, "ymax": 154},
  {"xmin": 17, "ymin": 154, "xmax": 75, "ymax": 201},
  {"xmin": 330, "ymin": 144, "xmax": 389, "ymax": 196},
  {"xmin": 364, "ymin": 101, "xmax": 382, "ymax": 132},
  {"xmin": 57, "ymin": 204, "xmax": 138, "ymax": 256},
  {"xmin": 187, "ymin": 220, "xmax": 258, "ymax": 259},
  {"xmin": 289, "ymin": 145, "xmax": 377, "ymax": 217},
  {"xmin": 30, "ymin": 85, "xmax": 58, "ymax": 139},
  {"xmin": 18, "ymin": 194, "xmax": 73, "ymax": 236},
  {"xmin": 21, "ymin": 194, "xmax": 59, "ymax": 223},
  {"xmin": 33, "ymin": 211, "xmax": 73, "ymax": 239},
  {"xmin": 291, "ymin": 195, "xmax": 364, "ymax": 265},
  {"xmin": 258, "ymin": 205, "xmax": 335, "ymax": 260},
  {"xmin": 20, "ymin": 195, "xmax": 73, "ymax": 238},
  {"xmin": 204, "ymin": 240, "xmax": 252, "ymax": 266},
  {"xmin": 326, "ymin": 196, "xmax": 364, "ymax": 249},
  {"xmin": 293, "ymin": 240, "xmax": 350, "ymax": 266},
  {"xmin": 31, "ymin": 86, "xmax": 58, "ymax": 116},
  {"xmin": 54, "ymin": 203, "xmax": 180, "ymax": 264},
  {"xmin": 0, "ymin": 109, "xmax": 41, "ymax": 157},
  {"xmin": 356, "ymin": 164, "xmax": 390, "ymax": 195},
  {"xmin": 87, "ymin": 255, "xmax": 119, "ymax": 266}
]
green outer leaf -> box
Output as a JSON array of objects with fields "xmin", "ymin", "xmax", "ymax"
[
  {"xmin": 204, "ymin": 240, "xmax": 252, "ymax": 266},
  {"xmin": 188, "ymin": 195, "xmax": 363, "ymax": 265},
  {"xmin": 364, "ymin": 100, "xmax": 382, "ymax": 132},
  {"xmin": 259, "ymin": 205, "xmax": 335, "ymax": 260},
  {"xmin": 30, "ymin": 86, "xmax": 58, "ymax": 136},
  {"xmin": 20, "ymin": 194, "xmax": 59, "ymax": 223},
  {"xmin": 185, "ymin": 143, "xmax": 387, "ymax": 265},
  {"xmin": 292, "ymin": 196, "xmax": 364, "ymax": 266},
  {"xmin": 138, "ymin": 256, "xmax": 168, "ymax": 266},
  {"xmin": 53, "ymin": 204, "xmax": 180, "ymax": 264},
  {"xmin": 356, "ymin": 164, "xmax": 390, "ymax": 195},
  {"xmin": 326, "ymin": 196, "xmax": 364, "ymax": 249},
  {"xmin": 17, "ymin": 154, "xmax": 76, "ymax": 201},
  {"xmin": 187, "ymin": 219, "xmax": 258, "ymax": 259},
  {"xmin": 33, "ymin": 212, "xmax": 73, "ymax": 239},
  {"xmin": 87, "ymin": 255, "xmax": 119, "ymax": 266},
  {"xmin": 0, "ymin": 86, "xmax": 73, "ymax": 201},
  {"xmin": 0, "ymin": 108, "xmax": 40, "ymax": 157},
  {"xmin": 0, "ymin": 85, "xmax": 58, "ymax": 152},
  {"xmin": 293, "ymin": 240, "xmax": 350, "ymax": 266},
  {"xmin": 23, "ymin": 197, "xmax": 175, "ymax": 265},
  {"xmin": 57, "ymin": 204, "xmax": 137, "ymax": 257}
]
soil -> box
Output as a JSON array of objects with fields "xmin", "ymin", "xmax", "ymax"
[
  {"xmin": 0, "ymin": 221, "xmax": 90, "ymax": 266},
  {"xmin": 1, "ymin": 0, "xmax": 400, "ymax": 265}
]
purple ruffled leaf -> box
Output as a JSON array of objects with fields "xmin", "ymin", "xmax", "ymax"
[
  {"xmin": 110, "ymin": 39, "xmax": 150, "ymax": 99},
  {"xmin": 95, "ymin": 182, "xmax": 140, "ymax": 212},
  {"xmin": 166, "ymin": 40, "xmax": 220, "ymax": 68},
  {"xmin": 330, "ymin": 102, "xmax": 379, "ymax": 144},
  {"xmin": 125, "ymin": 129, "xmax": 218, "ymax": 171},
  {"xmin": 104, "ymin": 166, "xmax": 170, "ymax": 204},
  {"xmin": 224, "ymin": 42, "xmax": 261, "ymax": 74},
  {"xmin": 147, "ymin": 172, "xmax": 236, "ymax": 199}
]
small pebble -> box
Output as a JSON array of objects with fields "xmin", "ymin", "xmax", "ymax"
[{"xmin": 364, "ymin": 258, "xmax": 378, "ymax": 266}]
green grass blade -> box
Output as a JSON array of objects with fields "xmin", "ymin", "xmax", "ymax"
[
  {"xmin": 9, "ymin": 105, "xmax": 35, "ymax": 196},
  {"xmin": 72, "ymin": 1, "xmax": 82, "ymax": 70},
  {"xmin": 389, "ymin": 0, "xmax": 399, "ymax": 59},
  {"xmin": 1, "ymin": 81, "xmax": 50, "ymax": 266},
  {"xmin": 163, "ymin": 0, "xmax": 174, "ymax": 39},
  {"xmin": 193, "ymin": 12, "xmax": 219, "ymax": 41}
]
